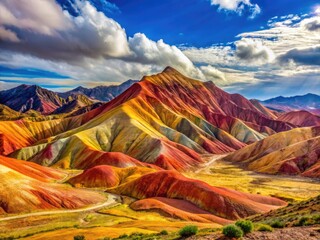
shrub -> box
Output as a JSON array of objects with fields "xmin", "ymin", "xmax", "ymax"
[
  {"xmin": 297, "ymin": 216, "xmax": 314, "ymax": 226},
  {"xmin": 118, "ymin": 234, "xmax": 128, "ymax": 239},
  {"xmin": 222, "ymin": 224, "xmax": 243, "ymax": 238},
  {"xmin": 179, "ymin": 225, "xmax": 198, "ymax": 237},
  {"xmin": 270, "ymin": 220, "xmax": 285, "ymax": 228},
  {"xmin": 257, "ymin": 224, "xmax": 273, "ymax": 232},
  {"xmin": 74, "ymin": 236, "xmax": 85, "ymax": 240},
  {"xmin": 235, "ymin": 220, "xmax": 254, "ymax": 234},
  {"xmin": 159, "ymin": 230, "xmax": 168, "ymax": 235}
]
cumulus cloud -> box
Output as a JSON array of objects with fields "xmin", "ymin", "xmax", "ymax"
[
  {"xmin": 0, "ymin": 0, "xmax": 72, "ymax": 35},
  {"xmin": 238, "ymin": 15, "xmax": 320, "ymax": 56},
  {"xmin": 0, "ymin": 0, "xmax": 130, "ymax": 62},
  {"xmin": 235, "ymin": 38, "xmax": 274, "ymax": 63},
  {"xmin": 127, "ymin": 33, "xmax": 201, "ymax": 77},
  {"xmin": 304, "ymin": 19, "xmax": 320, "ymax": 31},
  {"xmin": 278, "ymin": 46, "xmax": 320, "ymax": 66},
  {"xmin": 182, "ymin": 45, "xmax": 234, "ymax": 66},
  {"xmin": 184, "ymin": 13, "xmax": 320, "ymax": 69},
  {"xmin": 0, "ymin": 0, "xmax": 224, "ymax": 87},
  {"xmin": 199, "ymin": 65, "xmax": 226, "ymax": 84},
  {"xmin": 210, "ymin": 0, "xmax": 261, "ymax": 18},
  {"xmin": 181, "ymin": 12, "xmax": 320, "ymax": 98}
]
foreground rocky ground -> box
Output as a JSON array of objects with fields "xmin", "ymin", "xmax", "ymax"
[{"xmin": 189, "ymin": 226, "xmax": 320, "ymax": 240}]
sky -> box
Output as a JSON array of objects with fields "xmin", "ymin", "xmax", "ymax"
[{"xmin": 0, "ymin": 0, "xmax": 319, "ymax": 99}]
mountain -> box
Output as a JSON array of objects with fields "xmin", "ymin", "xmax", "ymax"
[
  {"xmin": 64, "ymin": 102, "xmax": 104, "ymax": 117},
  {"xmin": 223, "ymin": 126, "xmax": 320, "ymax": 177},
  {"xmin": 0, "ymin": 84, "xmax": 65, "ymax": 114},
  {"xmin": 6, "ymin": 67, "xmax": 294, "ymax": 171},
  {"xmin": 0, "ymin": 81, "xmax": 138, "ymax": 114},
  {"xmin": 58, "ymin": 79, "xmax": 138, "ymax": 102},
  {"xmin": 0, "ymin": 155, "xmax": 106, "ymax": 214},
  {"xmin": 51, "ymin": 94, "xmax": 99, "ymax": 114},
  {"xmin": 0, "ymin": 103, "xmax": 108, "ymax": 155},
  {"xmin": 0, "ymin": 81, "xmax": 133, "ymax": 115},
  {"xmin": 0, "ymin": 67, "xmax": 297, "ymax": 224},
  {"xmin": 278, "ymin": 110, "xmax": 320, "ymax": 127},
  {"xmin": 261, "ymin": 93, "xmax": 320, "ymax": 114}
]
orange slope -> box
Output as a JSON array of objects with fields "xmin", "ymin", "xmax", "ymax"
[
  {"xmin": 0, "ymin": 155, "xmax": 106, "ymax": 214},
  {"xmin": 68, "ymin": 165, "xmax": 156, "ymax": 188},
  {"xmin": 0, "ymin": 155, "xmax": 64, "ymax": 182},
  {"xmin": 223, "ymin": 126, "xmax": 320, "ymax": 177},
  {"xmin": 108, "ymin": 170, "xmax": 286, "ymax": 220},
  {"xmin": 131, "ymin": 197, "xmax": 233, "ymax": 224},
  {"xmin": 68, "ymin": 165, "xmax": 286, "ymax": 223}
]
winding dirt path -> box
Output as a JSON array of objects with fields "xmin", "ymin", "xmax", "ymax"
[
  {"xmin": 0, "ymin": 193, "xmax": 120, "ymax": 222},
  {"xmin": 195, "ymin": 154, "xmax": 228, "ymax": 173}
]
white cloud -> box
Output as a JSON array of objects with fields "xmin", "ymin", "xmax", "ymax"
[
  {"xmin": 277, "ymin": 45, "xmax": 320, "ymax": 66},
  {"xmin": 0, "ymin": 0, "xmax": 72, "ymax": 35},
  {"xmin": 184, "ymin": 14, "xmax": 320, "ymax": 68},
  {"xmin": 181, "ymin": 13, "xmax": 320, "ymax": 98},
  {"xmin": 235, "ymin": 38, "xmax": 275, "ymax": 63},
  {"xmin": 0, "ymin": 0, "xmax": 130, "ymax": 61},
  {"xmin": 267, "ymin": 14, "xmax": 302, "ymax": 28},
  {"xmin": 199, "ymin": 65, "xmax": 226, "ymax": 84},
  {"xmin": 127, "ymin": 33, "xmax": 201, "ymax": 78},
  {"xmin": 304, "ymin": 19, "xmax": 320, "ymax": 31},
  {"xmin": 0, "ymin": 0, "xmax": 214, "ymax": 85},
  {"xmin": 210, "ymin": 0, "xmax": 261, "ymax": 18},
  {"xmin": 72, "ymin": 1, "xmax": 130, "ymax": 58},
  {"xmin": 182, "ymin": 45, "xmax": 234, "ymax": 66},
  {"xmin": 238, "ymin": 15, "xmax": 320, "ymax": 57}
]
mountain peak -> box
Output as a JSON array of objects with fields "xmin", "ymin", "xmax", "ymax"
[
  {"xmin": 142, "ymin": 66, "xmax": 202, "ymax": 87},
  {"xmin": 162, "ymin": 66, "xmax": 181, "ymax": 74}
]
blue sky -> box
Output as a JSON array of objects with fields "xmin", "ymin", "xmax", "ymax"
[
  {"xmin": 105, "ymin": 0, "xmax": 318, "ymax": 46},
  {"xmin": 0, "ymin": 0, "xmax": 319, "ymax": 99}
]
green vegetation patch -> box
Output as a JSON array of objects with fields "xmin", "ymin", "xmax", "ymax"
[
  {"xmin": 178, "ymin": 225, "xmax": 198, "ymax": 237},
  {"xmin": 222, "ymin": 224, "xmax": 243, "ymax": 238}
]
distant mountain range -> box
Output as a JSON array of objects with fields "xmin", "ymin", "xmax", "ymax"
[
  {"xmin": 0, "ymin": 84, "xmax": 65, "ymax": 114},
  {"xmin": 1, "ymin": 79, "xmax": 318, "ymax": 117},
  {"xmin": 0, "ymin": 79, "xmax": 137, "ymax": 115},
  {"xmin": 58, "ymin": 79, "xmax": 137, "ymax": 101},
  {"xmin": 260, "ymin": 93, "xmax": 320, "ymax": 114}
]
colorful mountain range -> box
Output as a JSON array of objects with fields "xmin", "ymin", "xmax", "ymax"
[{"xmin": 0, "ymin": 67, "xmax": 319, "ymax": 232}]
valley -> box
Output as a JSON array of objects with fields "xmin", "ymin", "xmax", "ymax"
[
  {"xmin": 0, "ymin": 157, "xmax": 318, "ymax": 240},
  {"xmin": 0, "ymin": 67, "xmax": 319, "ymax": 240}
]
